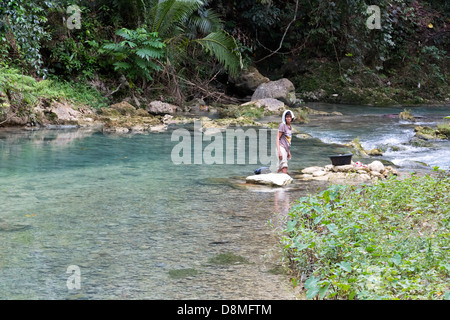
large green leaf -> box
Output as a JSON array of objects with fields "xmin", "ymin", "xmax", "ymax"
[
  {"xmin": 136, "ymin": 48, "xmax": 165, "ymax": 60},
  {"xmin": 336, "ymin": 261, "xmax": 352, "ymax": 272},
  {"xmin": 148, "ymin": 0, "xmax": 200, "ymax": 38},
  {"xmin": 195, "ymin": 31, "xmax": 242, "ymax": 76}
]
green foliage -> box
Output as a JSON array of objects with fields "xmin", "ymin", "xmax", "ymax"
[
  {"xmin": 281, "ymin": 172, "xmax": 450, "ymax": 299},
  {"xmin": 147, "ymin": 0, "xmax": 200, "ymax": 38},
  {"xmin": 437, "ymin": 123, "xmax": 450, "ymax": 138},
  {"xmin": 0, "ymin": 66, "xmax": 108, "ymax": 109},
  {"xmin": 195, "ymin": 31, "xmax": 242, "ymax": 76},
  {"xmin": 42, "ymin": 4, "xmax": 110, "ymax": 79},
  {"xmin": 148, "ymin": 0, "xmax": 242, "ymax": 76},
  {"xmin": 0, "ymin": 0, "xmax": 56, "ymax": 76},
  {"xmin": 102, "ymin": 28, "xmax": 166, "ymax": 82}
]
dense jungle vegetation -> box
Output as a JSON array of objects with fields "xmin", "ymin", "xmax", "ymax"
[{"xmin": 0, "ymin": 0, "xmax": 449, "ymax": 113}]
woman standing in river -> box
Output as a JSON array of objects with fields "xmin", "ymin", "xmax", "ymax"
[{"xmin": 277, "ymin": 110, "xmax": 294, "ymax": 174}]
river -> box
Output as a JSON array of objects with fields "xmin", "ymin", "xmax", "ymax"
[{"xmin": 0, "ymin": 103, "xmax": 448, "ymax": 299}]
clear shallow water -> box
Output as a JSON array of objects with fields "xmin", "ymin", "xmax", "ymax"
[
  {"xmin": 300, "ymin": 103, "xmax": 450, "ymax": 170},
  {"xmin": 0, "ymin": 127, "xmax": 336, "ymax": 300},
  {"xmin": 0, "ymin": 104, "xmax": 448, "ymax": 299}
]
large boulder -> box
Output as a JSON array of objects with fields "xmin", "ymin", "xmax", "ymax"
[
  {"xmin": 251, "ymin": 78, "xmax": 296, "ymax": 106},
  {"xmin": 147, "ymin": 100, "xmax": 179, "ymax": 115},
  {"xmin": 246, "ymin": 173, "xmax": 293, "ymax": 187},
  {"xmin": 229, "ymin": 66, "xmax": 270, "ymax": 95}
]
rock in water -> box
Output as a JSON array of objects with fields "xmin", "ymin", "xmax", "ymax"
[
  {"xmin": 246, "ymin": 173, "xmax": 293, "ymax": 187},
  {"xmin": 254, "ymin": 167, "xmax": 271, "ymax": 175},
  {"xmin": 0, "ymin": 223, "xmax": 31, "ymax": 232}
]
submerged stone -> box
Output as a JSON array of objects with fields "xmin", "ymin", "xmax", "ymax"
[
  {"xmin": 208, "ymin": 252, "xmax": 249, "ymax": 265},
  {"xmin": 0, "ymin": 223, "xmax": 31, "ymax": 232}
]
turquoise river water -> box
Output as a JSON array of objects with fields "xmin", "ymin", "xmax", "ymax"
[{"xmin": 0, "ymin": 104, "xmax": 448, "ymax": 299}]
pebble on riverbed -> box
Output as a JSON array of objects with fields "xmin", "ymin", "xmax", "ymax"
[{"xmin": 297, "ymin": 160, "xmax": 399, "ymax": 185}]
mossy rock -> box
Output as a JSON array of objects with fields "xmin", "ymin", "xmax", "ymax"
[
  {"xmin": 135, "ymin": 108, "xmax": 151, "ymax": 117},
  {"xmin": 208, "ymin": 252, "xmax": 250, "ymax": 265},
  {"xmin": 437, "ymin": 124, "xmax": 450, "ymax": 138},
  {"xmin": 110, "ymin": 101, "xmax": 137, "ymax": 116},
  {"xmin": 217, "ymin": 104, "xmax": 265, "ymax": 119},
  {"xmin": 98, "ymin": 107, "xmax": 121, "ymax": 117},
  {"xmin": 414, "ymin": 125, "xmax": 448, "ymax": 140},
  {"xmin": 399, "ymin": 109, "xmax": 415, "ymax": 122}
]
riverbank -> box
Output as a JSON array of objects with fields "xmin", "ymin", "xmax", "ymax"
[{"xmin": 279, "ymin": 170, "xmax": 450, "ymax": 300}]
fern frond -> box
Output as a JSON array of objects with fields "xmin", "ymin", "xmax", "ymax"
[
  {"xmin": 103, "ymin": 43, "xmax": 125, "ymax": 52},
  {"xmin": 113, "ymin": 62, "xmax": 132, "ymax": 71},
  {"xmin": 136, "ymin": 48, "xmax": 165, "ymax": 60},
  {"xmin": 195, "ymin": 31, "xmax": 242, "ymax": 76},
  {"xmin": 116, "ymin": 28, "xmax": 132, "ymax": 40}
]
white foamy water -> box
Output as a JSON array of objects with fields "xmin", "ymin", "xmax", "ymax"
[{"xmin": 300, "ymin": 104, "xmax": 450, "ymax": 170}]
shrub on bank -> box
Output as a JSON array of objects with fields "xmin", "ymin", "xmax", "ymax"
[{"xmin": 281, "ymin": 170, "xmax": 450, "ymax": 300}]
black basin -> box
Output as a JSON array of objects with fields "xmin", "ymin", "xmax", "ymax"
[{"xmin": 329, "ymin": 154, "xmax": 353, "ymax": 166}]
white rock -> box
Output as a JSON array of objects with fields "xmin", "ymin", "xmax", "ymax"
[
  {"xmin": 301, "ymin": 166, "xmax": 324, "ymax": 174},
  {"xmin": 312, "ymin": 170, "xmax": 328, "ymax": 177},
  {"xmin": 370, "ymin": 171, "xmax": 382, "ymax": 177},
  {"xmin": 331, "ymin": 164, "xmax": 355, "ymax": 172},
  {"xmin": 314, "ymin": 175, "xmax": 330, "ymax": 181},
  {"xmin": 368, "ymin": 161, "xmax": 385, "ymax": 173},
  {"xmin": 149, "ymin": 124, "xmax": 168, "ymax": 132},
  {"xmin": 246, "ymin": 173, "xmax": 293, "ymax": 187},
  {"xmin": 147, "ymin": 101, "xmax": 179, "ymax": 115}
]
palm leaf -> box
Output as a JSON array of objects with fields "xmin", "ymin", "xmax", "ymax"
[
  {"xmin": 186, "ymin": 8, "xmax": 223, "ymax": 38},
  {"xmin": 148, "ymin": 0, "xmax": 200, "ymax": 38},
  {"xmin": 195, "ymin": 31, "xmax": 242, "ymax": 76}
]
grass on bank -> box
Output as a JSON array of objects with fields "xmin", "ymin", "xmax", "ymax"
[
  {"xmin": 281, "ymin": 169, "xmax": 450, "ymax": 300},
  {"xmin": 0, "ymin": 67, "xmax": 108, "ymax": 110}
]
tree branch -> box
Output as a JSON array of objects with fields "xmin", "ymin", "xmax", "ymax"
[{"xmin": 255, "ymin": 0, "xmax": 300, "ymax": 63}]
